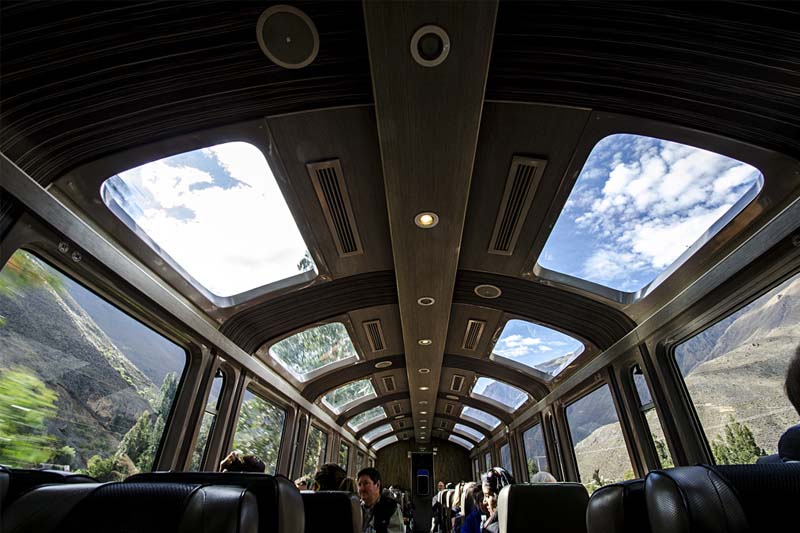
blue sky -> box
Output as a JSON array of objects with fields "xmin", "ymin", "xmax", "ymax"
[
  {"xmin": 102, "ymin": 142, "xmax": 314, "ymax": 297},
  {"xmin": 462, "ymin": 406, "xmax": 501, "ymax": 429},
  {"xmin": 493, "ymin": 319, "xmax": 584, "ymax": 375},
  {"xmin": 538, "ymin": 134, "xmax": 762, "ymax": 293}
]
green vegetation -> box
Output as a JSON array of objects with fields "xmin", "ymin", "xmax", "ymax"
[
  {"xmin": 303, "ymin": 425, "xmax": 327, "ymax": 476},
  {"xmin": 232, "ymin": 392, "xmax": 286, "ymax": 473},
  {"xmin": 584, "ymin": 468, "xmax": 610, "ymax": 494},
  {"xmin": 711, "ymin": 417, "xmax": 766, "ymax": 465},
  {"xmin": 0, "ymin": 368, "xmax": 58, "ymax": 467},
  {"xmin": 270, "ymin": 322, "xmax": 356, "ymax": 377},
  {"xmin": 323, "ymin": 379, "xmax": 373, "ymax": 410},
  {"xmin": 654, "ymin": 438, "xmax": 674, "ymax": 468},
  {"xmin": 0, "ymin": 251, "xmax": 64, "ymax": 297}
]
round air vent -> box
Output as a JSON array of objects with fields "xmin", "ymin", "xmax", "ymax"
[
  {"xmin": 474, "ymin": 284, "xmax": 502, "ymax": 299},
  {"xmin": 410, "ymin": 25, "xmax": 450, "ymax": 67},
  {"xmin": 256, "ymin": 5, "xmax": 319, "ymax": 69}
]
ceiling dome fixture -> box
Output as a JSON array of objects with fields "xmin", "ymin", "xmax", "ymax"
[
  {"xmin": 374, "ymin": 361, "xmax": 393, "ymax": 369},
  {"xmin": 410, "ymin": 25, "xmax": 451, "ymax": 67},
  {"xmin": 417, "ymin": 296, "xmax": 436, "ymax": 306},
  {"xmin": 256, "ymin": 5, "xmax": 319, "ymax": 69},
  {"xmin": 474, "ymin": 284, "xmax": 502, "ymax": 299},
  {"xmin": 414, "ymin": 212, "xmax": 439, "ymax": 228},
  {"xmin": 418, "ymin": 338, "xmax": 433, "ymax": 346}
]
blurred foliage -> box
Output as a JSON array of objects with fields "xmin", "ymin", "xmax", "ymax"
[
  {"xmin": 232, "ymin": 392, "xmax": 286, "ymax": 474},
  {"xmin": 0, "ymin": 368, "xmax": 58, "ymax": 467}
]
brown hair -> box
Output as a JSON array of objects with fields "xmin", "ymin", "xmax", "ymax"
[{"xmin": 786, "ymin": 344, "xmax": 800, "ymax": 417}]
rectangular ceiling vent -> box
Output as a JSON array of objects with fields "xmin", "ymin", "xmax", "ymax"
[
  {"xmin": 363, "ymin": 319, "xmax": 386, "ymax": 352},
  {"xmin": 393, "ymin": 403, "xmax": 402, "ymax": 415},
  {"xmin": 444, "ymin": 403, "xmax": 454, "ymax": 415},
  {"xmin": 450, "ymin": 374, "xmax": 465, "ymax": 392},
  {"xmin": 440, "ymin": 420, "xmax": 448, "ymax": 428},
  {"xmin": 398, "ymin": 421, "xmax": 404, "ymax": 428},
  {"xmin": 462, "ymin": 320, "xmax": 486, "ymax": 351},
  {"xmin": 488, "ymin": 156, "xmax": 547, "ymax": 255},
  {"xmin": 307, "ymin": 159, "xmax": 363, "ymax": 257},
  {"xmin": 382, "ymin": 376, "xmax": 396, "ymax": 393}
]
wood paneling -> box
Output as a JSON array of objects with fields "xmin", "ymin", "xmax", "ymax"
[{"xmin": 375, "ymin": 438, "xmax": 473, "ymax": 491}]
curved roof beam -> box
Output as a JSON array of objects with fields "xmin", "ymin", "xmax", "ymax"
[
  {"xmin": 336, "ymin": 392, "xmax": 408, "ymax": 426},
  {"xmin": 302, "ymin": 354, "xmax": 406, "ymax": 401},
  {"xmin": 355, "ymin": 416, "xmax": 409, "ymax": 440},
  {"xmin": 433, "ymin": 414, "xmax": 492, "ymax": 440},
  {"xmin": 436, "ymin": 393, "xmax": 513, "ymax": 425},
  {"xmin": 372, "ymin": 428, "xmax": 479, "ymax": 451},
  {"xmin": 443, "ymin": 354, "xmax": 549, "ymax": 400}
]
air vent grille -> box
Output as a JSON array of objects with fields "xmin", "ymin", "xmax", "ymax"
[
  {"xmin": 445, "ymin": 403, "xmax": 454, "ymax": 415},
  {"xmin": 382, "ymin": 376, "xmax": 396, "ymax": 392},
  {"xmin": 451, "ymin": 374, "xmax": 465, "ymax": 392},
  {"xmin": 307, "ymin": 159, "xmax": 363, "ymax": 257},
  {"xmin": 488, "ymin": 156, "xmax": 547, "ymax": 255},
  {"xmin": 363, "ymin": 320, "xmax": 386, "ymax": 352},
  {"xmin": 462, "ymin": 320, "xmax": 486, "ymax": 351},
  {"xmin": 393, "ymin": 403, "xmax": 402, "ymax": 415}
]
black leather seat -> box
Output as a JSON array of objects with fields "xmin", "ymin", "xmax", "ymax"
[
  {"xmin": 498, "ymin": 483, "xmax": 589, "ymax": 533},
  {"xmin": 301, "ymin": 490, "xmax": 361, "ymax": 533},
  {"xmin": 0, "ymin": 467, "xmax": 96, "ymax": 513},
  {"xmin": 586, "ymin": 479, "xmax": 650, "ymax": 533},
  {"xmin": 3, "ymin": 481, "xmax": 258, "ymax": 533},
  {"xmin": 126, "ymin": 472, "xmax": 303, "ymax": 533}
]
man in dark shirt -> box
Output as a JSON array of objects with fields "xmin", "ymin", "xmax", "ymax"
[{"xmin": 357, "ymin": 467, "xmax": 403, "ymax": 533}]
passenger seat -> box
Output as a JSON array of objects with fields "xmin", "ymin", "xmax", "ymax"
[
  {"xmin": 301, "ymin": 491, "xmax": 361, "ymax": 533},
  {"xmin": 586, "ymin": 479, "xmax": 650, "ymax": 533},
  {"xmin": 498, "ymin": 483, "xmax": 589, "ymax": 533}
]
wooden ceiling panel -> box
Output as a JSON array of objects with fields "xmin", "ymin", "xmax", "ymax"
[
  {"xmin": 348, "ymin": 305, "xmax": 405, "ymax": 359},
  {"xmin": 445, "ymin": 304, "xmax": 503, "ymax": 358}
]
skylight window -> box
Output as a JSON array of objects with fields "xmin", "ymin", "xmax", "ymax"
[
  {"xmin": 461, "ymin": 406, "xmax": 501, "ymax": 430},
  {"xmin": 449, "ymin": 435, "xmax": 474, "ymax": 450},
  {"xmin": 347, "ymin": 406, "xmax": 387, "ymax": 431},
  {"xmin": 269, "ymin": 323, "xmax": 357, "ymax": 381},
  {"xmin": 454, "ymin": 423, "xmax": 484, "ymax": 443},
  {"xmin": 493, "ymin": 319, "xmax": 585, "ymax": 379},
  {"xmin": 538, "ymin": 134, "xmax": 763, "ymax": 294},
  {"xmin": 372, "ymin": 435, "xmax": 398, "ymax": 450},
  {"xmin": 363, "ymin": 424, "xmax": 393, "ymax": 443},
  {"xmin": 471, "ymin": 377, "xmax": 527, "ymax": 410},
  {"xmin": 101, "ymin": 142, "xmax": 316, "ymax": 299},
  {"xmin": 322, "ymin": 379, "xmax": 376, "ymax": 414}
]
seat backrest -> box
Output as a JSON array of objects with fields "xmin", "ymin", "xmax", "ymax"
[
  {"xmin": 498, "ymin": 483, "xmax": 589, "ymax": 533},
  {"xmin": 645, "ymin": 466, "xmax": 748, "ymax": 533},
  {"xmin": 126, "ymin": 471, "xmax": 303, "ymax": 533},
  {"xmin": 0, "ymin": 468, "xmax": 97, "ymax": 511},
  {"xmin": 586, "ymin": 479, "xmax": 650, "ymax": 533},
  {"xmin": 301, "ymin": 490, "xmax": 361, "ymax": 533},
  {"xmin": 3, "ymin": 481, "xmax": 258, "ymax": 533}
]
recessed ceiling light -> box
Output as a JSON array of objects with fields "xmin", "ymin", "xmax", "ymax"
[
  {"xmin": 419, "ymin": 386, "xmax": 429, "ymax": 391},
  {"xmin": 419, "ymin": 400, "xmax": 428, "ymax": 405},
  {"xmin": 418, "ymin": 368, "xmax": 430, "ymax": 374},
  {"xmin": 446, "ymin": 394, "xmax": 459, "ymax": 400},
  {"xmin": 394, "ymin": 415, "xmax": 404, "ymax": 419},
  {"xmin": 375, "ymin": 361, "xmax": 392, "ymax": 369},
  {"xmin": 414, "ymin": 212, "xmax": 439, "ymax": 228},
  {"xmin": 420, "ymin": 411, "xmax": 428, "ymax": 415},
  {"xmin": 417, "ymin": 296, "xmax": 435, "ymax": 306},
  {"xmin": 418, "ymin": 339, "xmax": 433, "ymax": 346},
  {"xmin": 474, "ymin": 284, "xmax": 502, "ymax": 299}
]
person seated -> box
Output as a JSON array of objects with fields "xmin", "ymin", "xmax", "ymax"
[
  {"xmin": 315, "ymin": 463, "xmax": 347, "ymax": 491},
  {"xmin": 758, "ymin": 344, "xmax": 800, "ymax": 463},
  {"xmin": 357, "ymin": 467, "xmax": 404, "ymax": 533},
  {"xmin": 460, "ymin": 483, "xmax": 484, "ymax": 533},
  {"xmin": 530, "ymin": 471, "xmax": 557, "ymax": 483},
  {"xmin": 340, "ymin": 476, "xmax": 357, "ymax": 493},
  {"xmin": 295, "ymin": 475, "xmax": 314, "ymax": 490},
  {"xmin": 219, "ymin": 450, "xmax": 266, "ymax": 472},
  {"xmin": 482, "ymin": 494, "xmax": 499, "ymax": 533},
  {"xmin": 481, "ymin": 467, "xmax": 514, "ymax": 499}
]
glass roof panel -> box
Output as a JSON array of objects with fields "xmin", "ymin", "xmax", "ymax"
[
  {"xmin": 101, "ymin": 141, "xmax": 315, "ymax": 298},
  {"xmin": 454, "ymin": 423, "xmax": 484, "ymax": 443},
  {"xmin": 449, "ymin": 435, "xmax": 474, "ymax": 450},
  {"xmin": 269, "ymin": 322, "xmax": 357, "ymax": 381},
  {"xmin": 363, "ymin": 424, "xmax": 393, "ymax": 443},
  {"xmin": 472, "ymin": 377, "xmax": 527, "ymax": 409},
  {"xmin": 538, "ymin": 134, "xmax": 763, "ymax": 294},
  {"xmin": 494, "ymin": 319, "xmax": 585, "ymax": 379},
  {"xmin": 461, "ymin": 406, "xmax": 501, "ymax": 430},
  {"xmin": 347, "ymin": 406, "xmax": 387, "ymax": 431},
  {"xmin": 372, "ymin": 435, "xmax": 398, "ymax": 450},
  {"xmin": 322, "ymin": 379, "xmax": 376, "ymax": 414}
]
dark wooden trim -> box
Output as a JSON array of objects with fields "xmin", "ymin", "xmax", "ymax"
[
  {"xmin": 443, "ymin": 354, "xmax": 549, "ymax": 400},
  {"xmin": 302, "ymin": 354, "xmax": 406, "ymax": 401},
  {"xmin": 434, "ymin": 414, "xmax": 492, "ymax": 440},
  {"xmin": 437, "ymin": 393, "xmax": 513, "ymax": 425},
  {"xmin": 336, "ymin": 392, "xmax": 408, "ymax": 426}
]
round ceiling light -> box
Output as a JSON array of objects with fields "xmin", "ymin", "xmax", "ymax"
[
  {"xmin": 414, "ymin": 212, "xmax": 439, "ymax": 228},
  {"xmin": 418, "ymin": 368, "xmax": 431, "ymax": 374},
  {"xmin": 445, "ymin": 394, "xmax": 459, "ymax": 401},
  {"xmin": 419, "ymin": 386, "xmax": 430, "ymax": 391},
  {"xmin": 418, "ymin": 339, "xmax": 433, "ymax": 346},
  {"xmin": 417, "ymin": 296, "xmax": 436, "ymax": 306},
  {"xmin": 474, "ymin": 284, "xmax": 502, "ymax": 299},
  {"xmin": 410, "ymin": 25, "xmax": 451, "ymax": 68},
  {"xmin": 256, "ymin": 5, "xmax": 319, "ymax": 69},
  {"xmin": 374, "ymin": 361, "xmax": 393, "ymax": 369},
  {"xmin": 420, "ymin": 411, "xmax": 428, "ymax": 415}
]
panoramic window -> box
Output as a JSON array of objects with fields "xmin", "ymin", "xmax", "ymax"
[
  {"xmin": 500, "ymin": 442, "xmax": 513, "ymax": 474},
  {"xmin": 566, "ymin": 385, "xmax": 633, "ymax": 493},
  {"xmin": 471, "ymin": 377, "xmax": 527, "ymax": 410},
  {"xmin": 339, "ymin": 441, "xmax": 350, "ymax": 469},
  {"xmin": 462, "ymin": 406, "xmax": 502, "ymax": 430},
  {"xmin": 523, "ymin": 423, "xmax": 550, "ymax": 479},
  {"xmin": 322, "ymin": 379, "xmax": 376, "ymax": 414},
  {"xmin": 449, "ymin": 435, "xmax": 474, "ymax": 450},
  {"xmin": 363, "ymin": 424, "xmax": 393, "ymax": 444},
  {"xmin": 347, "ymin": 406, "xmax": 386, "ymax": 431},
  {"xmin": 538, "ymin": 134, "xmax": 763, "ymax": 294},
  {"xmin": 372, "ymin": 435, "xmax": 397, "ymax": 451},
  {"xmin": 101, "ymin": 142, "xmax": 315, "ymax": 299},
  {"xmin": 493, "ymin": 319, "xmax": 585, "ymax": 379},
  {"xmin": 303, "ymin": 424, "xmax": 328, "ymax": 476},
  {"xmin": 190, "ymin": 369, "xmax": 226, "ymax": 470},
  {"xmin": 0, "ymin": 250, "xmax": 187, "ymax": 478},
  {"xmin": 631, "ymin": 365, "xmax": 673, "ymax": 468},
  {"xmin": 232, "ymin": 388, "xmax": 286, "ymax": 474},
  {"xmin": 674, "ymin": 273, "xmax": 800, "ymax": 464},
  {"xmin": 269, "ymin": 322, "xmax": 358, "ymax": 381},
  {"xmin": 454, "ymin": 423, "xmax": 484, "ymax": 443}
]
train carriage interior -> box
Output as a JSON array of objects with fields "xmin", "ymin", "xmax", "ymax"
[{"xmin": 1, "ymin": 1, "xmax": 800, "ymax": 532}]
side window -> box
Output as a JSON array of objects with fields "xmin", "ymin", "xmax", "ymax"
[
  {"xmin": 673, "ymin": 274, "xmax": 800, "ymax": 464},
  {"xmin": 339, "ymin": 441, "xmax": 350, "ymax": 470},
  {"xmin": 356, "ymin": 451, "xmax": 365, "ymax": 472},
  {"xmin": 631, "ymin": 365, "xmax": 673, "ymax": 468},
  {"xmin": 304, "ymin": 424, "xmax": 328, "ymax": 476},
  {"xmin": 190, "ymin": 369, "xmax": 226, "ymax": 470},
  {"xmin": 566, "ymin": 384, "xmax": 633, "ymax": 493},
  {"xmin": 0, "ymin": 250, "xmax": 187, "ymax": 478},
  {"xmin": 232, "ymin": 387, "xmax": 286, "ymax": 474},
  {"xmin": 473, "ymin": 457, "xmax": 480, "ymax": 478},
  {"xmin": 522, "ymin": 423, "xmax": 550, "ymax": 479},
  {"xmin": 499, "ymin": 442, "xmax": 513, "ymax": 475},
  {"xmin": 484, "ymin": 451, "xmax": 491, "ymax": 471}
]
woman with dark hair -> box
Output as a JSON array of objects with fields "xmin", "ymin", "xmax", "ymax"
[{"xmin": 460, "ymin": 483, "xmax": 485, "ymax": 533}]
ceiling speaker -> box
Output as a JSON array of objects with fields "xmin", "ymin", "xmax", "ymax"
[{"xmin": 256, "ymin": 5, "xmax": 319, "ymax": 69}]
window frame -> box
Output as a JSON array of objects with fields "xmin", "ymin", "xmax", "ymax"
[
  {"xmin": 321, "ymin": 377, "xmax": 378, "ymax": 416},
  {"xmin": 519, "ymin": 417, "xmax": 549, "ymax": 482},
  {"xmin": 469, "ymin": 376, "xmax": 530, "ymax": 412}
]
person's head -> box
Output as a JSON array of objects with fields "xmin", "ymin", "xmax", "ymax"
[
  {"xmin": 295, "ymin": 477, "xmax": 308, "ymax": 490},
  {"xmin": 481, "ymin": 467, "xmax": 515, "ymax": 496},
  {"xmin": 437, "ymin": 480, "xmax": 445, "ymax": 492},
  {"xmin": 339, "ymin": 476, "xmax": 357, "ymax": 493},
  {"xmin": 531, "ymin": 471, "xmax": 557, "ymax": 483},
  {"xmin": 461, "ymin": 482, "xmax": 478, "ymax": 514},
  {"xmin": 786, "ymin": 344, "xmax": 800, "ymax": 417},
  {"xmin": 466, "ymin": 483, "xmax": 484, "ymax": 514},
  {"xmin": 357, "ymin": 467, "xmax": 382, "ymax": 507},
  {"xmin": 219, "ymin": 451, "xmax": 266, "ymax": 473},
  {"xmin": 453, "ymin": 482, "xmax": 464, "ymax": 509},
  {"xmin": 315, "ymin": 463, "xmax": 347, "ymax": 491},
  {"xmin": 486, "ymin": 493, "xmax": 497, "ymax": 515}
]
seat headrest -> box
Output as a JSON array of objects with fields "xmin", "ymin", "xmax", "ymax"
[
  {"xmin": 0, "ymin": 468, "xmax": 97, "ymax": 511},
  {"xmin": 645, "ymin": 466, "xmax": 748, "ymax": 533},
  {"xmin": 586, "ymin": 479, "xmax": 650, "ymax": 533},
  {"xmin": 301, "ymin": 490, "xmax": 361, "ymax": 533},
  {"xmin": 498, "ymin": 483, "xmax": 589, "ymax": 533},
  {"xmin": 778, "ymin": 424, "xmax": 800, "ymax": 461}
]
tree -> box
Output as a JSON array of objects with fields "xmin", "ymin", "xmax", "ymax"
[
  {"xmin": 85, "ymin": 453, "xmax": 136, "ymax": 482},
  {"xmin": 527, "ymin": 458, "xmax": 539, "ymax": 479},
  {"xmin": 0, "ymin": 368, "xmax": 58, "ymax": 467},
  {"xmin": 50, "ymin": 445, "xmax": 76, "ymax": 468},
  {"xmin": 0, "ymin": 251, "xmax": 64, "ymax": 297},
  {"xmin": 584, "ymin": 468, "xmax": 610, "ymax": 494},
  {"xmin": 232, "ymin": 395, "xmax": 286, "ymax": 472},
  {"xmin": 270, "ymin": 322, "xmax": 356, "ymax": 376},
  {"xmin": 711, "ymin": 418, "xmax": 766, "ymax": 465},
  {"xmin": 654, "ymin": 438, "xmax": 674, "ymax": 468},
  {"xmin": 297, "ymin": 251, "xmax": 314, "ymax": 272}
]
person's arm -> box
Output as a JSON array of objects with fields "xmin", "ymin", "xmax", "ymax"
[{"xmin": 387, "ymin": 504, "xmax": 405, "ymax": 533}]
